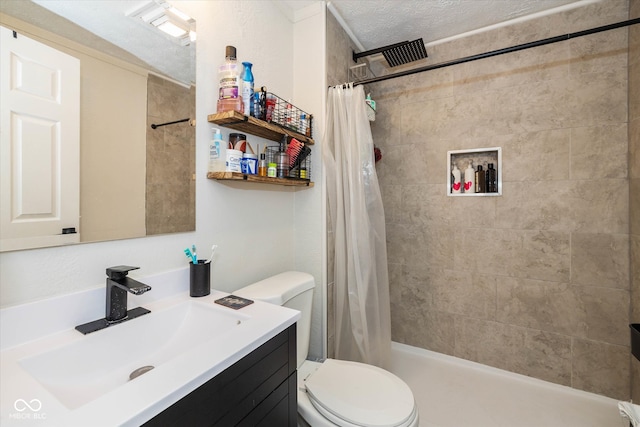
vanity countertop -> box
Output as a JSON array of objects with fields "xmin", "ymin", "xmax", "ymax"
[{"xmin": 0, "ymin": 284, "xmax": 299, "ymax": 426}]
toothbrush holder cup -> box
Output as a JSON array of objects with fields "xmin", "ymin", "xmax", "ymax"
[{"xmin": 189, "ymin": 260, "xmax": 211, "ymax": 297}]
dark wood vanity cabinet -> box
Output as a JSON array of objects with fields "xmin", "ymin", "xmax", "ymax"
[{"xmin": 143, "ymin": 324, "xmax": 297, "ymax": 427}]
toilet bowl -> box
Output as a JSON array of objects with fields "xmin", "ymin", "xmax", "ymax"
[{"xmin": 234, "ymin": 271, "xmax": 419, "ymax": 427}]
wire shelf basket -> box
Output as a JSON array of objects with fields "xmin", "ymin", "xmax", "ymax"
[
  {"xmin": 252, "ymin": 89, "xmax": 313, "ymax": 138},
  {"xmin": 265, "ymin": 140, "xmax": 311, "ymax": 181}
]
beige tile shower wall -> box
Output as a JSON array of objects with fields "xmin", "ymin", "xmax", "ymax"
[
  {"xmin": 146, "ymin": 75, "xmax": 196, "ymax": 235},
  {"xmin": 630, "ymin": 0, "xmax": 640, "ymax": 403},
  {"xmin": 371, "ymin": 0, "xmax": 632, "ymax": 400}
]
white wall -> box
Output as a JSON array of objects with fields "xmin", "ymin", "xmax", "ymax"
[
  {"xmin": 292, "ymin": 1, "xmax": 327, "ymax": 359},
  {"xmin": 0, "ymin": 0, "xmax": 326, "ymax": 357}
]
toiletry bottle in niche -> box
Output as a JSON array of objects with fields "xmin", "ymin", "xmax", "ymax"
[
  {"xmin": 486, "ymin": 163, "xmax": 497, "ymax": 193},
  {"xmin": 241, "ymin": 62, "xmax": 254, "ymax": 117},
  {"xmin": 475, "ymin": 165, "xmax": 486, "ymax": 193},
  {"xmin": 452, "ymin": 164, "xmax": 462, "ymax": 193},
  {"xmin": 464, "ymin": 160, "xmax": 475, "ymax": 194},
  {"xmin": 208, "ymin": 127, "xmax": 226, "ymax": 172}
]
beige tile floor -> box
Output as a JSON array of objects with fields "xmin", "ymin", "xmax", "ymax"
[{"xmin": 389, "ymin": 342, "xmax": 625, "ymax": 427}]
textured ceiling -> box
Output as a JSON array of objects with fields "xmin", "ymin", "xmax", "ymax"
[
  {"xmin": 1, "ymin": 0, "xmax": 586, "ymax": 84},
  {"xmin": 284, "ymin": 0, "xmax": 583, "ymax": 50}
]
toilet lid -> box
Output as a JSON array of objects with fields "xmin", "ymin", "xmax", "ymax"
[{"xmin": 304, "ymin": 359, "xmax": 415, "ymax": 427}]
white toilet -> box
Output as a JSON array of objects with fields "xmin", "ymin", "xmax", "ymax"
[{"xmin": 235, "ymin": 271, "xmax": 419, "ymax": 427}]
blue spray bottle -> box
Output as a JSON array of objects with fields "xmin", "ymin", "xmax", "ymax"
[{"xmin": 241, "ymin": 62, "xmax": 254, "ymax": 117}]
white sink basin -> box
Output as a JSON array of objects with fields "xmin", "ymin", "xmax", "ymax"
[{"xmin": 19, "ymin": 300, "xmax": 249, "ymax": 410}]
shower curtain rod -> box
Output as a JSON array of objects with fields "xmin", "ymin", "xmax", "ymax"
[{"xmin": 353, "ymin": 17, "xmax": 640, "ymax": 87}]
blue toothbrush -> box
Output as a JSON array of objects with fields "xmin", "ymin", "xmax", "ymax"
[{"xmin": 184, "ymin": 247, "xmax": 196, "ymax": 264}]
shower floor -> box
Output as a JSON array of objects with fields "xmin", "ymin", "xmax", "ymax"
[{"xmin": 389, "ymin": 342, "xmax": 623, "ymax": 427}]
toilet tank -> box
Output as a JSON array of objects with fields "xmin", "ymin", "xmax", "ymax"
[{"xmin": 234, "ymin": 271, "xmax": 315, "ymax": 368}]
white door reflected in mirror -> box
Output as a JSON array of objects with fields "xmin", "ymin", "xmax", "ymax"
[
  {"xmin": 0, "ymin": 1, "xmax": 196, "ymax": 251},
  {"xmin": 0, "ymin": 26, "xmax": 80, "ymax": 251}
]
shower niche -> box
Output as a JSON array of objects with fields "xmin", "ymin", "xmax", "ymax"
[{"xmin": 447, "ymin": 147, "xmax": 502, "ymax": 196}]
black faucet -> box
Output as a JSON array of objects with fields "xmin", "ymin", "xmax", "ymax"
[
  {"xmin": 75, "ymin": 265, "xmax": 152, "ymax": 335},
  {"xmin": 106, "ymin": 266, "xmax": 151, "ymax": 322}
]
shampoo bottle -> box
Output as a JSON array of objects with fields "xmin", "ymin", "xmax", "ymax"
[
  {"xmin": 241, "ymin": 62, "xmax": 254, "ymax": 116},
  {"xmin": 475, "ymin": 165, "xmax": 486, "ymax": 193},
  {"xmin": 452, "ymin": 164, "xmax": 462, "ymax": 193},
  {"xmin": 464, "ymin": 160, "xmax": 475, "ymax": 194},
  {"xmin": 208, "ymin": 128, "xmax": 225, "ymax": 172},
  {"xmin": 486, "ymin": 163, "xmax": 497, "ymax": 193}
]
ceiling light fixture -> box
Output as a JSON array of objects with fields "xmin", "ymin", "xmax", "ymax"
[
  {"xmin": 167, "ymin": 6, "xmax": 191, "ymax": 22},
  {"xmin": 157, "ymin": 20, "xmax": 188, "ymax": 38},
  {"xmin": 127, "ymin": 0, "xmax": 196, "ymax": 45}
]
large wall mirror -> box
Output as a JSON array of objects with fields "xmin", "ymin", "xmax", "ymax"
[{"xmin": 0, "ymin": 0, "xmax": 196, "ymax": 251}]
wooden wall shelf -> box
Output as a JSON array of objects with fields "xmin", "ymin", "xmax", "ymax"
[
  {"xmin": 207, "ymin": 172, "xmax": 313, "ymax": 188},
  {"xmin": 207, "ymin": 111, "xmax": 314, "ymax": 145}
]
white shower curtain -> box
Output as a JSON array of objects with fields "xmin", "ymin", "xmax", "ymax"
[{"xmin": 324, "ymin": 83, "xmax": 391, "ymax": 369}]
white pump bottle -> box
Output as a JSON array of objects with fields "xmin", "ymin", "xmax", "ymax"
[
  {"xmin": 464, "ymin": 160, "xmax": 475, "ymax": 193},
  {"xmin": 452, "ymin": 164, "xmax": 461, "ymax": 193},
  {"xmin": 208, "ymin": 128, "xmax": 226, "ymax": 172}
]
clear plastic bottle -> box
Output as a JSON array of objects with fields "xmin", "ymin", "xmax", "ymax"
[
  {"xmin": 276, "ymin": 151, "xmax": 290, "ymax": 178},
  {"xmin": 276, "ymin": 136, "xmax": 289, "ymax": 178},
  {"xmin": 258, "ymin": 153, "xmax": 267, "ymax": 177},
  {"xmin": 217, "ymin": 46, "xmax": 242, "ymax": 113},
  {"xmin": 241, "ymin": 62, "xmax": 254, "ymax": 117}
]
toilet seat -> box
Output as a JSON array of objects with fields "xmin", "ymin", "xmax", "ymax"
[{"xmin": 304, "ymin": 359, "xmax": 417, "ymax": 427}]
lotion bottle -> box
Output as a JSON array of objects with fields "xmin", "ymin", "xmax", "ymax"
[
  {"xmin": 208, "ymin": 127, "xmax": 225, "ymax": 172},
  {"xmin": 464, "ymin": 160, "xmax": 475, "ymax": 194},
  {"xmin": 452, "ymin": 164, "xmax": 462, "ymax": 193}
]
